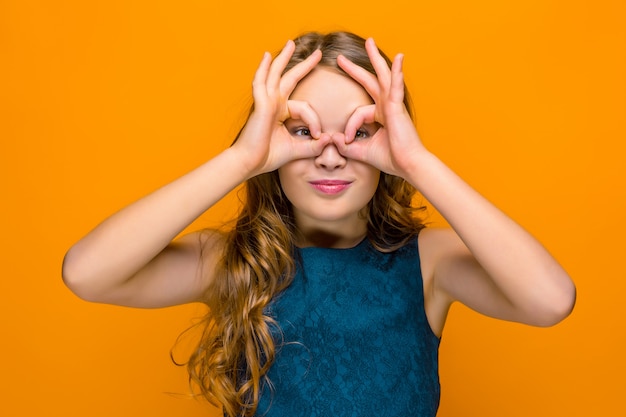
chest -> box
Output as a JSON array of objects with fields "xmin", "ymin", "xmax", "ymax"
[{"xmin": 268, "ymin": 245, "xmax": 424, "ymax": 338}]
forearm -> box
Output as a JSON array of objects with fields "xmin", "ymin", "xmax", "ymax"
[
  {"xmin": 407, "ymin": 151, "xmax": 574, "ymax": 319},
  {"xmin": 62, "ymin": 147, "xmax": 247, "ymax": 292}
]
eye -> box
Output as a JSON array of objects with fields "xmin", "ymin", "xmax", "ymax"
[
  {"xmin": 353, "ymin": 123, "xmax": 380, "ymax": 140},
  {"xmin": 291, "ymin": 127, "xmax": 312, "ymax": 138},
  {"xmin": 354, "ymin": 127, "xmax": 370, "ymax": 139}
]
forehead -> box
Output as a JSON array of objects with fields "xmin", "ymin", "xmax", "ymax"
[{"xmin": 289, "ymin": 68, "xmax": 373, "ymax": 115}]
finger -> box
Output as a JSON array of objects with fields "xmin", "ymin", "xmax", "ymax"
[
  {"xmin": 279, "ymin": 49, "xmax": 322, "ymax": 97},
  {"xmin": 266, "ymin": 40, "xmax": 296, "ymax": 90},
  {"xmin": 251, "ymin": 52, "xmax": 272, "ymax": 104},
  {"xmin": 389, "ymin": 54, "xmax": 405, "ymax": 104},
  {"xmin": 286, "ymin": 100, "xmax": 322, "ymax": 139},
  {"xmin": 292, "ymin": 132, "xmax": 332, "ymax": 160},
  {"xmin": 331, "ymin": 132, "xmax": 368, "ymax": 163},
  {"xmin": 344, "ymin": 104, "xmax": 377, "ymax": 143},
  {"xmin": 365, "ymin": 38, "xmax": 392, "ymax": 88},
  {"xmin": 337, "ymin": 54, "xmax": 381, "ymax": 100}
]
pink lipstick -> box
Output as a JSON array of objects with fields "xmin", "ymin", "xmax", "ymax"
[{"xmin": 309, "ymin": 180, "xmax": 352, "ymax": 195}]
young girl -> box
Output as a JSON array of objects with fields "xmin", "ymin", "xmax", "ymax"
[{"xmin": 62, "ymin": 31, "xmax": 576, "ymax": 417}]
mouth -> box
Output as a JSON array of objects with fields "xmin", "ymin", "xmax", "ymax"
[{"xmin": 308, "ymin": 180, "xmax": 352, "ymax": 195}]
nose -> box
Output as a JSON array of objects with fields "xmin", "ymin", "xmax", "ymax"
[{"xmin": 315, "ymin": 141, "xmax": 347, "ymax": 170}]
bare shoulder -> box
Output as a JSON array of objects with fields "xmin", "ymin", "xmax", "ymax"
[
  {"xmin": 192, "ymin": 228, "xmax": 229, "ymax": 281},
  {"xmin": 418, "ymin": 227, "xmax": 468, "ymax": 281},
  {"xmin": 166, "ymin": 228, "xmax": 229, "ymax": 301},
  {"xmin": 417, "ymin": 227, "xmax": 468, "ymax": 336},
  {"xmin": 192, "ymin": 227, "xmax": 229, "ymax": 255}
]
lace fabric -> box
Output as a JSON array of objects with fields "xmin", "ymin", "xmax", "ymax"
[{"xmin": 257, "ymin": 238, "xmax": 440, "ymax": 417}]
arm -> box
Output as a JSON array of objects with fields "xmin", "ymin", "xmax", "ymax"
[
  {"xmin": 336, "ymin": 39, "xmax": 575, "ymax": 328},
  {"xmin": 62, "ymin": 41, "xmax": 328, "ymax": 308},
  {"xmin": 413, "ymin": 154, "xmax": 575, "ymax": 327},
  {"xmin": 62, "ymin": 148, "xmax": 246, "ymax": 307}
]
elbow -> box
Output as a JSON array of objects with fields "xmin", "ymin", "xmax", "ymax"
[
  {"xmin": 62, "ymin": 248, "xmax": 89, "ymax": 301},
  {"xmin": 62, "ymin": 247, "xmax": 106, "ymax": 303},
  {"xmin": 531, "ymin": 278, "xmax": 577, "ymax": 327}
]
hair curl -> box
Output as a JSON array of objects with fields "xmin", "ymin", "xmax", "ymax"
[{"xmin": 182, "ymin": 31, "xmax": 426, "ymax": 417}]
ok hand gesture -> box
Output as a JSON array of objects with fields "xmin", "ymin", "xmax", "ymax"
[
  {"xmin": 336, "ymin": 38, "xmax": 426, "ymax": 179},
  {"xmin": 234, "ymin": 41, "xmax": 331, "ymax": 177}
]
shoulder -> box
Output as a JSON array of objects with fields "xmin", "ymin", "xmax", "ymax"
[
  {"xmin": 140, "ymin": 228, "xmax": 230, "ymax": 307},
  {"xmin": 151, "ymin": 228, "xmax": 230, "ymax": 306},
  {"xmin": 193, "ymin": 228, "xmax": 229, "ymax": 251},
  {"xmin": 418, "ymin": 227, "xmax": 468, "ymax": 278},
  {"xmin": 189, "ymin": 228, "xmax": 230, "ymax": 278},
  {"xmin": 172, "ymin": 228, "xmax": 228, "ymax": 266},
  {"xmin": 417, "ymin": 228, "xmax": 469, "ymax": 336}
]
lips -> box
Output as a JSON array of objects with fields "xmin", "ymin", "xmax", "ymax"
[{"xmin": 309, "ymin": 179, "xmax": 352, "ymax": 195}]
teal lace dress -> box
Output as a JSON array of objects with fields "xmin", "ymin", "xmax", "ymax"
[{"xmin": 256, "ymin": 237, "xmax": 440, "ymax": 416}]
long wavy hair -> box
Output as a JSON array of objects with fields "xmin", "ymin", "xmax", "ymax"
[{"xmin": 183, "ymin": 31, "xmax": 426, "ymax": 417}]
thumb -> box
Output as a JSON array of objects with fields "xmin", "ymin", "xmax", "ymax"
[
  {"xmin": 292, "ymin": 132, "xmax": 332, "ymax": 159},
  {"xmin": 331, "ymin": 132, "xmax": 368, "ymax": 163}
]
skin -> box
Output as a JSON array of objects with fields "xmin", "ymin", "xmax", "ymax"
[
  {"xmin": 279, "ymin": 68, "xmax": 380, "ymax": 248},
  {"xmin": 62, "ymin": 38, "xmax": 576, "ymax": 338}
]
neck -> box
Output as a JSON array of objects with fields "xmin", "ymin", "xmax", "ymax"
[
  {"xmin": 295, "ymin": 223, "xmax": 368, "ymax": 249},
  {"xmin": 297, "ymin": 232, "xmax": 367, "ymax": 249},
  {"xmin": 293, "ymin": 207, "xmax": 370, "ymax": 248}
]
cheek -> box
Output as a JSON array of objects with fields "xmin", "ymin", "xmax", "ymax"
[
  {"xmin": 277, "ymin": 162, "xmax": 301, "ymax": 201},
  {"xmin": 359, "ymin": 165, "xmax": 382, "ymax": 197}
]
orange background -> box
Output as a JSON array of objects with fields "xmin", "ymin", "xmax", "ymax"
[{"xmin": 2, "ymin": 0, "xmax": 625, "ymax": 416}]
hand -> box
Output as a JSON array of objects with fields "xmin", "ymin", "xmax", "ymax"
[
  {"xmin": 233, "ymin": 41, "xmax": 331, "ymax": 177},
  {"xmin": 335, "ymin": 38, "xmax": 427, "ymax": 178}
]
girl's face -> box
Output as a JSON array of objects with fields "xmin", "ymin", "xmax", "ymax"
[{"xmin": 278, "ymin": 67, "xmax": 380, "ymax": 242}]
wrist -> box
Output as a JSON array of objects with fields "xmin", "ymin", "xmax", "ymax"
[
  {"xmin": 212, "ymin": 146, "xmax": 254, "ymax": 182},
  {"xmin": 398, "ymin": 148, "xmax": 438, "ymax": 186}
]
